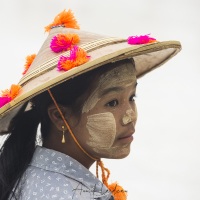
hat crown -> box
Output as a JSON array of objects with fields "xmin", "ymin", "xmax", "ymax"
[
  {"xmin": 24, "ymin": 28, "xmax": 104, "ymax": 71},
  {"xmin": 19, "ymin": 27, "xmax": 121, "ymax": 86}
]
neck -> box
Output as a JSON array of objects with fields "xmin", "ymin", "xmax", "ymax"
[{"xmin": 43, "ymin": 132, "xmax": 96, "ymax": 169}]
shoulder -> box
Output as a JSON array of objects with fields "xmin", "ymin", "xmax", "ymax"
[
  {"xmin": 16, "ymin": 165, "xmax": 93, "ymax": 199},
  {"xmin": 14, "ymin": 146, "xmax": 113, "ymax": 199}
]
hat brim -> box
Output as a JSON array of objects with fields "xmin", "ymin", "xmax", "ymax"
[{"xmin": 0, "ymin": 28, "xmax": 181, "ymax": 134}]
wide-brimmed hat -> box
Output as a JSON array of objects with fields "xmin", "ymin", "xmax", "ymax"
[{"xmin": 0, "ymin": 9, "xmax": 181, "ymax": 134}]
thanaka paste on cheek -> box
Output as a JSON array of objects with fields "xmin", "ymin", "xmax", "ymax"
[
  {"xmin": 82, "ymin": 63, "xmax": 136, "ymax": 113},
  {"xmin": 86, "ymin": 112, "xmax": 131, "ymax": 158},
  {"xmin": 86, "ymin": 112, "xmax": 116, "ymax": 151}
]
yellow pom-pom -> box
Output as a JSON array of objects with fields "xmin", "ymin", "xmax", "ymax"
[
  {"xmin": 45, "ymin": 9, "xmax": 80, "ymax": 32},
  {"xmin": 108, "ymin": 182, "xmax": 127, "ymax": 200}
]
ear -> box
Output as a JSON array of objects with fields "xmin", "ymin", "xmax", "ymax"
[{"xmin": 47, "ymin": 104, "xmax": 72, "ymax": 131}]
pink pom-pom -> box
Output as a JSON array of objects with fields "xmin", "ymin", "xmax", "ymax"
[
  {"xmin": 50, "ymin": 33, "xmax": 80, "ymax": 53},
  {"xmin": 57, "ymin": 55, "xmax": 69, "ymax": 71},
  {"xmin": 69, "ymin": 45, "xmax": 79, "ymax": 60},
  {"xmin": 0, "ymin": 84, "xmax": 21, "ymax": 108},
  {"xmin": 127, "ymin": 34, "xmax": 156, "ymax": 45},
  {"xmin": 0, "ymin": 97, "xmax": 11, "ymax": 108},
  {"xmin": 57, "ymin": 45, "xmax": 90, "ymax": 71}
]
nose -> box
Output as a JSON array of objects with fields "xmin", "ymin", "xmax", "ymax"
[{"xmin": 122, "ymin": 108, "xmax": 137, "ymax": 125}]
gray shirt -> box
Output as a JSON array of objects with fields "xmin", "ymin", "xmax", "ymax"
[{"xmin": 12, "ymin": 146, "xmax": 113, "ymax": 200}]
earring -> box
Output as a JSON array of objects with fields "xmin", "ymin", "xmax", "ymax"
[{"xmin": 61, "ymin": 125, "xmax": 65, "ymax": 143}]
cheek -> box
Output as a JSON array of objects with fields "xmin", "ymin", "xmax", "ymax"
[{"xmin": 86, "ymin": 112, "xmax": 116, "ymax": 149}]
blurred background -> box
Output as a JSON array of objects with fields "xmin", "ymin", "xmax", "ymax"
[{"xmin": 0, "ymin": 0, "xmax": 199, "ymax": 199}]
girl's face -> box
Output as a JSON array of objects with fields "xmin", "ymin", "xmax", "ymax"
[{"xmin": 69, "ymin": 60, "xmax": 137, "ymax": 159}]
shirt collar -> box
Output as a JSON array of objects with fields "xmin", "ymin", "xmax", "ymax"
[{"xmin": 30, "ymin": 146, "xmax": 113, "ymax": 199}]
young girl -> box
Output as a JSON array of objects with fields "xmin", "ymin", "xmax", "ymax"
[{"xmin": 0, "ymin": 9, "xmax": 181, "ymax": 200}]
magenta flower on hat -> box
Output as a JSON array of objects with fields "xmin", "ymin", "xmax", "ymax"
[{"xmin": 127, "ymin": 34, "xmax": 156, "ymax": 45}]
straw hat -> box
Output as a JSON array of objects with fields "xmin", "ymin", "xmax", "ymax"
[{"xmin": 0, "ymin": 9, "xmax": 181, "ymax": 134}]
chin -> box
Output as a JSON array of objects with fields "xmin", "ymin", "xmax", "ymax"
[
  {"xmin": 104, "ymin": 146, "xmax": 131, "ymax": 159},
  {"xmin": 111, "ymin": 151, "xmax": 130, "ymax": 159}
]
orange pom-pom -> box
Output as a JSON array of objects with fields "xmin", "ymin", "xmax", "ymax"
[
  {"xmin": 96, "ymin": 160, "xmax": 127, "ymax": 200},
  {"xmin": 1, "ymin": 84, "xmax": 21, "ymax": 100},
  {"xmin": 108, "ymin": 182, "xmax": 127, "ymax": 200},
  {"xmin": 9, "ymin": 84, "xmax": 21, "ymax": 99},
  {"xmin": 57, "ymin": 46, "xmax": 90, "ymax": 71},
  {"xmin": 22, "ymin": 54, "xmax": 36, "ymax": 75},
  {"xmin": 45, "ymin": 9, "xmax": 80, "ymax": 32},
  {"xmin": 50, "ymin": 33, "xmax": 80, "ymax": 53},
  {"xmin": 1, "ymin": 89, "xmax": 9, "ymax": 98}
]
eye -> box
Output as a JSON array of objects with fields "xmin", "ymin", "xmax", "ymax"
[
  {"xmin": 129, "ymin": 94, "xmax": 136, "ymax": 102},
  {"xmin": 106, "ymin": 99, "xmax": 119, "ymax": 107}
]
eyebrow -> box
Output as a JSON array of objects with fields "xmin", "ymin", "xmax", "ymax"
[{"xmin": 99, "ymin": 82, "xmax": 138, "ymax": 98}]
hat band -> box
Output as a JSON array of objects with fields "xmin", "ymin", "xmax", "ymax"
[{"xmin": 19, "ymin": 37, "xmax": 126, "ymax": 86}]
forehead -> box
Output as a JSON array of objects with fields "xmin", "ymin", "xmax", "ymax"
[
  {"xmin": 96, "ymin": 60, "xmax": 136, "ymax": 89},
  {"xmin": 101, "ymin": 60, "xmax": 135, "ymax": 80}
]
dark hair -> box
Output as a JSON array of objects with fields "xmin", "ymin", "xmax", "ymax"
[
  {"xmin": 0, "ymin": 69, "xmax": 96, "ymax": 199},
  {"xmin": 0, "ymin": 59, "xmax": 134, "ymax": 199}
]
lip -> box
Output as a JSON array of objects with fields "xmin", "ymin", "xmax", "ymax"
[{"xmin": 118, "ymin": 131, "xmax": 134, "ymax": 144}]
